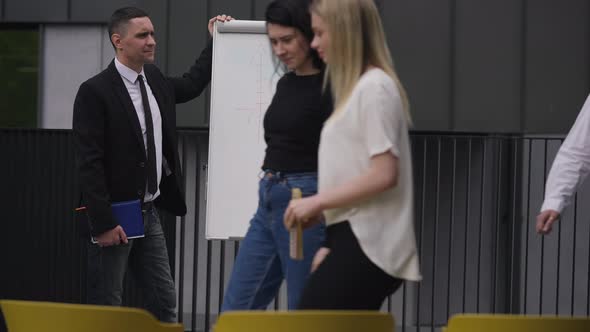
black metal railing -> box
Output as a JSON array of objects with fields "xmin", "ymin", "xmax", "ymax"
[{"xmin": 1, "ymin": 129, "xmax": 588, "ymax": 332}]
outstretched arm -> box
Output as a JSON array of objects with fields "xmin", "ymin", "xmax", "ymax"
[{"xmin": 170, "ymin": 15, "xmax": 234, "ymax": 103}]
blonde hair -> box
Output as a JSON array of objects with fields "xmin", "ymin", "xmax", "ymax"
[{"xmin": 311, "ymin": 0, "xmax": 411, "ymax": 123}]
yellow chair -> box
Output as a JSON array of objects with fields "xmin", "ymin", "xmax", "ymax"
[
  {"xmin": 214, "ymin": 310, "xmax": 394, "ymax": 332},
  {"xmin": 445, "ymin": 314, "xmax": 590, "ymax": 332},
  {"xmin": 0, "ymin": 300, "xmax": 183, "ymax": 332}
]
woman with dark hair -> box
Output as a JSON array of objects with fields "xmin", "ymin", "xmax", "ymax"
[{"xmin": 220, "ymin": 0, "xmax": 332, "ymax": 311}]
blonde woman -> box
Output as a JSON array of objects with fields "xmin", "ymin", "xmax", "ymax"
[{"xmin": 283, "ymin": 0, "xmax": 421, "ymax": 309}]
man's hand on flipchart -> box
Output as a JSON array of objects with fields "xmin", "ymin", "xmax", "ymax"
[
  {"xmin": 536, "ymin": 209, "xmax": 560, "ymax": 235},
  {"xmin": 95, "ymin": 225, "xmax": 129, "ymax": 247},
  {"xmin": 208, "ymin": 14, "xmax": 235, "ymax": 36}
]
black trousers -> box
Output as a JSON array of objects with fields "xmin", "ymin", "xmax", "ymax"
[{"xmin": 298, "ymin": 221, "xmax": 403, "ymax": 310}]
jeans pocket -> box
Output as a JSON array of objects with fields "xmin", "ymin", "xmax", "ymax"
[
  {"xmin": 144, "ymin": 211, "xmax": 165, "ymax": 236},
  {"xmin": 286, "ymin": 175, "xmax": 318, "ymax": 197},
  {"xmin": 151, "ymin": 207, "xmax": 160, "ymax": 220}
]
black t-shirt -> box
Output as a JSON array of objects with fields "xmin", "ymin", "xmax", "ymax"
[{"xmin": 262, "ymin": 71, "xmax": 333, "ymax": 172}]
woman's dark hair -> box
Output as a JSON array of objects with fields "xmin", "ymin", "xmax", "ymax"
[{"xmin": 265, "ymin": 0, "xmax": 324, "ymax": 70}]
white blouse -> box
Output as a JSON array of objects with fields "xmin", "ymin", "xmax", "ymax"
[{"xmin": 318, "ymin": 68, "xmax": 422, "ymax": 281}]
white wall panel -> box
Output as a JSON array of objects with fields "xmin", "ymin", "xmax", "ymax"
[{"xmin": 40, "ymin": 25, "xmax": 111, "ymax": 129}]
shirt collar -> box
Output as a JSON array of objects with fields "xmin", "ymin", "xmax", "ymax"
[{"xmin": 114, "ymin": 57, "xmax": 146, "ymax": 84}]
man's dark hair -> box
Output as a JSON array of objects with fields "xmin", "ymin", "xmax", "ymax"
[
  {"xmin": 265, "ymin": 0, "xmax": 324, "ymax": 71},
  {"xmin": 108, "ymin": 7, "xmax": 150, "ymax": 49}
]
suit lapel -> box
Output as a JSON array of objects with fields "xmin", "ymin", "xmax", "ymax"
[{"xmin": 108, "ymin": 61, "xmax": 145, "ymax": 151}]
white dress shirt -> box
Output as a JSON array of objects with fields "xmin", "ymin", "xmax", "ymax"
[
  {"xmin": 115, "ymin": 57, "xmax": 163, "ymax": 202},
  {"xmin": 542, "ymin": 94, "xmax": 590, "ymax": 213}
]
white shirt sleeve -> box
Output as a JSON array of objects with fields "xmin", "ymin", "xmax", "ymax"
[
  {"xmin": 359, "ymin": 80, "xmax": 405, "ymax": 158},
  {"xmin": 542, "ymin": 93, "xmax": 590, "ymax": 213}
]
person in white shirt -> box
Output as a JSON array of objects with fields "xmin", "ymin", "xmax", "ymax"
[
  {"xmin": 283, "ymin": 0, "xmax": 421, "ymax": 309},
  {"xmin": 537, "ymin": 95, "xmax": 590, "ymax": 234}
]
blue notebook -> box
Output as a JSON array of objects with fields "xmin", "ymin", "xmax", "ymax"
[
  {"xmin": 110, "ymin": 199, "xmax": 145, "ymax": 240},
  {"xmin": 76, "ymin": 199, "xmax": 144, "ymax": 243}
]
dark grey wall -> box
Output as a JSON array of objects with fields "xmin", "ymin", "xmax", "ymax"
[
  {"xmin": 453, "ymin": 0, "xmax": 523, "ymax": 133},
  {"xmin": 70, "ymin": 0, "xmax": 138, "ymax": 22},
  {"xmin": 382, "ymin": 0, "xmax": 454, "ymax": 131},
  {"xmin": 524, "ymin": 0, "xmax": 590, "ymax": 133},
  {"xmin": 380, "ymin": 0, "xmax": 590, "ymax": 133},
  {"xmin": 4, "ymin": 0, "xmax": 67, "ymax": 22},
  {"xmin": 1, "ymin": 0, "xmax": 589, "ymax": 133}
]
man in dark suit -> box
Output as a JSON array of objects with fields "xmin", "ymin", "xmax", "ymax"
[{"xmin": 72, "ymin": 7, "xmax": 232, "ymax": 322}]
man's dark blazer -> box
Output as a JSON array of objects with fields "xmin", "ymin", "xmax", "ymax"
[{"xmin": 73, "ymin": 41, "xmax": 212, "ymax": 237}]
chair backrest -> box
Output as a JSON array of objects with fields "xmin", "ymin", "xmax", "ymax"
[
  {"xmin": 446, "ymin": 314, "xmax": 590, "ymax": 332},
  {"xmin": 214, "ymin": 311, "xmax": 394, "ymax": 332},
  {"xmin": 0, "ymin": 300, "xmax": 183, "ymax": 332}
]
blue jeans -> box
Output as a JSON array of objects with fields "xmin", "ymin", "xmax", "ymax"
[
  {"xmin": 221, "ymin": 171, "xmax": 325, "ymax": 311},
  {"xmin": 86, "ymin": 207, "xmax": 176, "ymax": 322}
]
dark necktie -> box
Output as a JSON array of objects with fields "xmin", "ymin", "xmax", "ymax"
[{"xmin": 138, "ymin": 75, "xmax": 158, "ymax": 195}]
